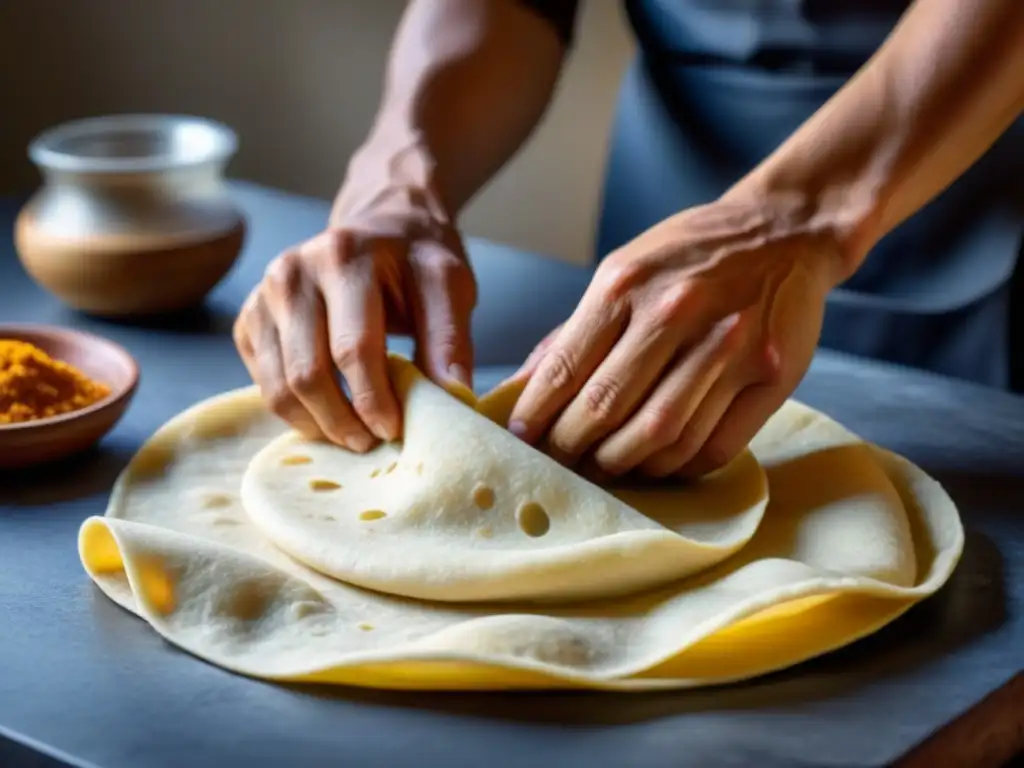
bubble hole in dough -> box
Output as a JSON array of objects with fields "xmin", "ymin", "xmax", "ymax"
[{"xmin": 78, "ymin": 356, "xmax": 964, "ymax": 691}]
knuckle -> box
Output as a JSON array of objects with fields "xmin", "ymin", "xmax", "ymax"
[
  {"xmin": 231, "ymin": 310, "xmax": 249, "ymax": 345},
  {"xmin": 318, "ymin": 228, "xmax": 369, "ymax": 268},
  {"xmin": 650, "ymin": 283, "xmax": 698, "ymax": 328},
  {"xmin": 415, "ymin": 242, "xmax": 460, "ymax": 271},
  {"xmin": 264, "ymin": 249, "xmax": 304, "ymax": 291},
  {"xmin": 756, "ymin": 338, "xmax": 782, "ymax": 381},
  {"xmin": 233, "ymin": 298, "xmax": 263, "ymax": 356},
  {"xmin": 428, "ymin": 253, "xmax": 474, "ymax": 292},
  {"xmin": 348, "ymin": 387, "xmax": 381, "ymax": 418},
  {"xmin": 641, "ymin": 403, "xmax": 683, "ymax": 448},
  {"xmin": 539, "ymin": 348, "xmax": 578, "ymax": 391},
  {"xmin": 331, "ymin": 334, "xmax": 374, "ymax": 370},
  {"xmin": 721, "ymin": 311, "xmax": 752, "ymax": 348},
  {"xmin": 320, "ymin": 227, "xmax": 353, "ymax": 257},
  {"xmin": 232, "ymin": 322, "xmax": 251, "ymax": 356},
  {"xmin": 413, "ymin": 248, "xmax": 477, "ymax": 304},
  {"xmin": 582, "ymin": 378, "xmax": 622, "ymax": 425},
  {"xmin": 594, "ymin": 257, "xmax": 644, "ymax": 301},
  {"xmin": 285, "ymin": 362, "xmax": 325, "ymax": 396}
]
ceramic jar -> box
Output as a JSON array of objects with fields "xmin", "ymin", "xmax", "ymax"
[{"xmin": 15, "ymin": 114, "xmax": 246, "ymax": 316}]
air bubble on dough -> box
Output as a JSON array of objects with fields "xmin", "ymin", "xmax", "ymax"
[
  {"xmin": 217, "ymin": 581, "xmax": 271, "ymax": 622},
  {"xmin": 472, "ymin": 483, "xmax": 496, "ymax": 510},
  {"xmin": 309, "ymin": 479, "xmax": 342, "ymax": 492},
  {"xmin": 517, "ymin": 502, "xmax": 550, "ymax": 538}
]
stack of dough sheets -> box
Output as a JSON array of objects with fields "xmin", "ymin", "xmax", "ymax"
[{"xmin": 79, "ymin": 356, "xmax": 963, "ymax": 691}]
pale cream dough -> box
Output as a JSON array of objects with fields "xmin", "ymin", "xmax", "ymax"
[{"xmin": 78, "ymin": 356, "xmax": 963, "ymax": 691}]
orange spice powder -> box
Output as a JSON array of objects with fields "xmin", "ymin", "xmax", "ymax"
[{"xmin": 0, "ymin": 339, "xmax": 111, "ymax": 424}]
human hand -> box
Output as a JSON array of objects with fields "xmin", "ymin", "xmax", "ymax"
[
  {"xmin": 506, "ymin": 198, "xmax": 843, "ymax": 478},
  {"xmin": 233, "ymin": 159, "xmax": 476, "ymax": 451}
]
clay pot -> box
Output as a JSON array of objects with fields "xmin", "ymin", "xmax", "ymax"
[{"xmin": 15, "ymin": 114, "xmax": 246, "ymax": 317}]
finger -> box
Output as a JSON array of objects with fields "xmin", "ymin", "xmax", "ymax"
[
  {"xmin": 318, "ymin": 239, "xmax": 402, "ymax": 443},
  {"xmin": 678, "ymin": 379, "xmax": 788, "ymax": 477},
  {"xmin": 639, "ymin": 374, "xmax": 741, "ymax": 477},
  {"xmin": 409, "ymin": 241, "xmax": 476, "ymax": 391},
  {"xmin": 508, "ymin": 293, "xmax": 627, "ymax": 444},
  {"xmin": 545, "ymin": 315, "xmax": 681, "ymax": 465},
  {"xmin": 264, "ymin": 254, "xmax": 375, "ymax": 452},
  {"xmin": 676, "ymin": 337, "xmax": 784, "ymax": 476},
  {"xmin": 238, "ymin": 297, "xmax": 323, "ymax": 439},
  {"xmin": 591, "ymin": 314, "xmax": 739, "ymax": 475},
  {"xmin": 505, "ymin": 323, "xmax": 564, "ymax": 385}
]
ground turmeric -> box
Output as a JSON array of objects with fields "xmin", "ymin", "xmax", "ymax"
[{"xmin": 0, "ymin": 340, "xmax": 111, "ymax": 424}]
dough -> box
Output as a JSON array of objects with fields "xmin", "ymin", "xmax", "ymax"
[
  {"xmin": 241, "ymin": 358, "xmax": 768, "ymax": 602},
  {"xmin": 78, "ymin": 357, "xmax": 963, "ymax": 691}
]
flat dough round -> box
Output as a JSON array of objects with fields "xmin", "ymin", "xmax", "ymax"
[
  {"xmin": 240, "ymin": 359, "xmax": 769, "ymax": 602},
  {"xmin": 78, "ymin": 358, "xmax": 964, "ymax": 691}
]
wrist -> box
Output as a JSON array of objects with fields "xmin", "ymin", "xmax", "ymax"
[
  {"xmin": 721, "ymin": 166, "xmax": 882, "ymax": 288},
  {"xmin": 331, "ymin": 123, "xmax": 454, "ymax": 229}
]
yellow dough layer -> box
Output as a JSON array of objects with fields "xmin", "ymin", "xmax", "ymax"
[{"xmin": 78, "ymin": 357, "xmax": 963, "ymax": 691}]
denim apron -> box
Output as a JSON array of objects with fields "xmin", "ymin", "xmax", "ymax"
[{"xmin": 597, "ymin": 0, "xmax": 1024, "ymax": 390}]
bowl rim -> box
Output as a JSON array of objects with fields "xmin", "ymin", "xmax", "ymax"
[
  {"xmin": 27, "ymin": 113, "xmax": 238, "ymax": 175},
  {"xmin": 0, "ymin": 323, "xmax": 140, "ymax": 432}
]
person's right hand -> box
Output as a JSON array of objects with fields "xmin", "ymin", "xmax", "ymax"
[{"xmin": 233, "ymin": 166, "xmax": 477, "ymax": 452}]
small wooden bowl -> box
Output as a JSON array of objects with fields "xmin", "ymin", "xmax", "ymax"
[{"xmin": 0, "ymin": 324, "xmax": 139, "ymax": 469}]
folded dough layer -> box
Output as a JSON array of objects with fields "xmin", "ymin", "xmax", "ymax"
[
  {"xmin": 240, "ymin": 359, "xmax": 769, "ymax": 602},
  {"xmin": 78, "ymin": 358, "xmax": 963, "ymax": 691}
]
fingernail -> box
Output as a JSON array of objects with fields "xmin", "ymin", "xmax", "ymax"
[
  {"xmin": 367, "ymin": 420, "xmax": 393, "ymax": 442},
  {"xmin": 508, "ymin": 420, "xmax": 530, "ymax": 442},
  {"xmin": 448, "ymin": 363, "xmax": 471, "ymax": 389},
  {"xmin": 345, "ymin": 432, "xmax": 375, "ymax": 453}
]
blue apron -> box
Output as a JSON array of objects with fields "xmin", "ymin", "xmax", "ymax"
[{"xmin": 597, "ymin": 0, "xmax": 1024, "ymax": 391}]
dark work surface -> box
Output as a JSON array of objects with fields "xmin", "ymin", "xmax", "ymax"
[{"xmin": 1, "ymin": 184, "xmax": 1021, "ymax": 768}]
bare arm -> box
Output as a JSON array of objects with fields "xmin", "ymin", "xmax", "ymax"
[
  {"xmin": 335, "ymin": 0, "xmax": 570, "ymax": 221},
  {"xmin": 730, "ymin": 0, "xmax": 1024, "ymax": 282},
  {"xmin": 234, "ymin": 1, "xmax": 573, "ymax": 452},
  {"xmin": 504, "ymin": 0, "xmax": 1024, "ymax": 480}
]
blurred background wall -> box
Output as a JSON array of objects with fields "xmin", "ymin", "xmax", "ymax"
[{"xmin": 0, "ymin": 0, "xmax": 634, "ymax": 265}]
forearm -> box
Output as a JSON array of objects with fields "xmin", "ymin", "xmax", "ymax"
[
  {"xmin": 334, "ymin": 0, "xmax": 567, "ymax": 222},
  {"xmin": 728, "ymin": 0, "xmax": 1024, "ymax": 283}
]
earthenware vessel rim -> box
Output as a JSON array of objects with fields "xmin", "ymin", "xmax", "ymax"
[
  {"xmin": 28, "ymin": 114, "xmax": 238, "ymax": 176},
  {"xmin": 0, "ymin": 323, "xmax": 140, "ymax": 432}
]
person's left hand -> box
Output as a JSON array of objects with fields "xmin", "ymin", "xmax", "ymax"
[{"xmin": 504, "ymin": 198, "xmax": 844, "ymax": 479}]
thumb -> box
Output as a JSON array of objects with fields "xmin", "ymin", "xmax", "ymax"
[{"xmin": 409, "ymin": 241, "xmax": 476, "ymax": 391}]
